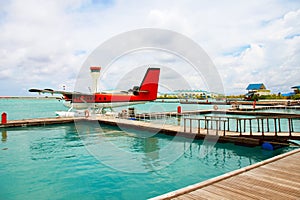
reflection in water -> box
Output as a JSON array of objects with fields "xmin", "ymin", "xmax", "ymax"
[
  {"xmin": 24, "ymin": 123, "xmax": 287, "ymax": 173},
  {"xmin": 74, "ymin": 121, "xmax": 195, "ymax": 172},
  {"xmin": 131, "ymin": 137, "xmax": 160, "ymax": 171},
  {"xmin": 2, "ymin": 130, "xmax": 7, "ymax": 142},
  {"xmin": 182, "ymin": 141, "xmax": 278, "ymax": 169},
  {"xmin": 74, "ymin": 121, "xmax": 285, "ymax": 173},
  {"xmin": 29, "ymin": 125, "xmax": 82, "ymax": 161}
]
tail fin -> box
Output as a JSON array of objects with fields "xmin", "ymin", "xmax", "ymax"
[{"xmin": 136, "ymin": 68, "xmax": 160, "ymax": 101}]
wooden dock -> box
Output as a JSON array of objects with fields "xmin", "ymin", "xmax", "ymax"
[
  {"xmin": 151, "ymin": 148, "xmax": 300, "ymax": 200},
  {"xmin": 0, "ymin": 117, "xmax": 77, "ymax": 128},
  {"xmin": 1, "ymin": 113, "xmax": 299, "ymax": 147}
]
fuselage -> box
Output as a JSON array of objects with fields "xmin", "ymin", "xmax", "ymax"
[{"xmin": 29, "ymin": 68, "xmax": 160, "ymax": 110}]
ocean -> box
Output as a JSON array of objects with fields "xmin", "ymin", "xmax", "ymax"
[{"xmin": 0, "ymin": 98, "xmax": 298, "ymax": 199}]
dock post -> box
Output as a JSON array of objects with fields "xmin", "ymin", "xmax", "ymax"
[
  {"xmin": 243, "ymin": 119, "xmax": 246, "ymax": 132},
  {"xmin": 184, "ymin": 118, "xmax": 186, "ymax": 132},
  {"xmin": 190, "ymin": 119, "xmax": 192, "ymax": 133},
  {"xmin": 274, "ymin": 118, "xmax": 277, "ymax": 136},
  {"xmin": 198, "ymin": 119, "xmax": 200, "ymax": 134},
  {"xmin": 239, "ymin": 119, "xmax": 242, "ymax": 136},
  {"xmin": 257, "ymin": 119, "xmax": 260, "ymax": 132},
  {"xmin": 1, "ymin": 112, "xmax": 7, "ymax": 124},
  {"xmin": 223, "ymin": 120, "xmax": 226, "ymax": 136},
  {"xmin": 206, "ymin": 120, "xmax": 209, "ymax": 135},
  {"xmin": 249, "ymin": 119, "xmax": 252, "ymax": 136},
  {"xmin": 216, "ymin": 120, "xmax": 219, "ymax": 135},
  {"xmin": 288, "ymin": 118, "xmax": 292, "ymax": 137},
  {"xmin": 291, "ymin": 118, "xmax": 294, "ymax": 132},
  {"xmin": 278, "ymin": 118, "xmax": 281, "ymax": 132},
  {"xmin": 236, "ymin": 119, "xmax": 239, "ymax": 132},
  {"xmin": 204, "ymin": 116, "xmax": 207, "ymax": 129},
  {"xmin": 227, "ymin": 118, "xmax": 230, "ymax": 131},
  {"xmin": 261, "ymin": 119, "xmax": 264, "ymax": 136},
  {"xmin": 266, "ymin": 118, "xmax": 269, "ymax": 132}
]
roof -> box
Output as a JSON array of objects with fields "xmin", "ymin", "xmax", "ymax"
[
  {"xmin": 291, "ymin": 85, "xmax": 300, "ymax": 89},
  {"xmin": 282, "ymin": 92, "xmax": 295, "ymax": 97},
  {"xmin": 246, "ymin": 83, "xmax": 266, "ymax": 90}
]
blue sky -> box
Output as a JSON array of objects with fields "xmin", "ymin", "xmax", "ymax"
[{"xmin": 0, "ymin": 0, "xmax": 299, "ymax": 96}]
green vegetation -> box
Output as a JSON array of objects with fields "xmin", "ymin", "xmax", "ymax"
[
  {"xmin": 258, "ymin": 94, "xmax": 284, "ymax": 100},
  {"xmin": 291, "ymin": 94, "xmax": 300, "ymax": 100},
  {"xmin": 259, "ymin": 94, "xmax": 300, "ymax": 100},
  {"xmin": 225, "ymin": 94, "xmax": 244, "ymax": 99}
]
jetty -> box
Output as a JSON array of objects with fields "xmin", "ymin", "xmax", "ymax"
[
  {"xmin": 151, "ymin": 148, "xmax": 300, "ymax": 199},
  {"xmin": 1, "ymin": 109, "xmax": 300, "ymax": 147},
  {"xmin": 0, "ymin": 117, "xmax": 76, "ymax": 128}
]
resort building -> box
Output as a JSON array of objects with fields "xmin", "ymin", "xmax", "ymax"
[
  {"xmin": 291, "ymin": 85, "xmax": 300, "ymax": 94},
  {"xmin": 158, "ymin": 89, "xmax": 215, "ymax": 99},
  {"xmin": 174, "ymin": 89, "xmax": 210, "ymax": 99},
  {"xmin": 246, "ymin": 83, "xmax": 271, "ymax": 96}
]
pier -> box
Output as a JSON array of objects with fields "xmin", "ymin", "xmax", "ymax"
[
  {"xmin": 151, "ymin": 148, "xmax": 300, "ymax": 199},
  {"xmin": 1, "ymin": 110, "xmax": 299, "ymax": 147},
  {"xmin": 0, "ymin": 117, "xmax": 76, "ymax": 128}
]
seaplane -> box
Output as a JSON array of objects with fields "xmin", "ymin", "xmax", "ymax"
[{"xmin": 29, "ymin": 67, "xmax": 160, "ymax": 118}]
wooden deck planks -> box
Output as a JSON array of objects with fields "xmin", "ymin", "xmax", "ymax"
[
  {"xmin": 186, "ymin": 188, "xmax": 227, "ymax": 200},
  {"xmin": 152, "ymin": 148, "xmax": 300, "ymax": 200},
  {"xmin": 257, "ymin": 166, "xmax": 300, "ymax": 182},
  {"xmin": 212, "ymin": 182, "xmax": 262, "ymax": 199},
  {"xmin": 201, "ymin": 185, "xmax": 255, "ymax": 200},
  {"xmin": 228, "ymin": 174, "xmax": 299, "ymax": 198},
  {"xmin": 0, "ymin": 117, "xmax": 77, "ymax": 128}
]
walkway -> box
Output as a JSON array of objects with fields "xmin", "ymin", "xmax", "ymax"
[{"xmin": 152, "ymin": 148, "xmax": 300, "ymax": 200}]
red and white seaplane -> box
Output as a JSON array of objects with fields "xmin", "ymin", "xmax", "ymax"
[{"xmin": 29, "ymin": 67, "xmax": 160, "ymax": 117}]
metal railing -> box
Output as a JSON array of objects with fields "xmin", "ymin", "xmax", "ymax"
[
  {"xmin": 234, "ymin": 116, "xmax": 297, "ymax": 137},
  {"xmin": 184, "ymin": 117, "xmax": 227, "ymax": 136},
  {"xmin": 183, "ymin": 115, "xmax": 300, "ymax": 138}
]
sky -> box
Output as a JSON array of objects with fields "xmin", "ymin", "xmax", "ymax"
[{"xmin": 0, "ymin": 0, "xmax": 299, "ymax": 96}]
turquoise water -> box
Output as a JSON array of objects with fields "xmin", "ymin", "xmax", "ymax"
[
  {"xmin": 0, "ymin": 98, "xmax": 298, "ymax": 199},
  {"xmin": 0, "ymin": 98, "xmax": 225, "ymax": 120},
  {"xmin": 0, "ymin": 98, "xmax": 68, "ymax": 120},
  {"xmin": 0, "ymin": 124, "xmax": 292, "ymax": 199}
]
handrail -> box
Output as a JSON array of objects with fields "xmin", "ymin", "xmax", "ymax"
[{"xmin": 183, "ymin": 115, "xmax": 299, "ymax": 137}]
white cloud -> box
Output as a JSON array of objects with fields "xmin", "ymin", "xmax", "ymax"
[
  {"xmin": 0, "ymin": 0, "xmax": 299, "ymax": 95},
  {"xmin": 214, "ymin": 7, "xmax": 300, "ymax": 94}
]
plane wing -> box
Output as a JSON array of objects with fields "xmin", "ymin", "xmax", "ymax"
[{"xmin": 28, "ymin": 88, "xmax": 84, "ymax": 96}]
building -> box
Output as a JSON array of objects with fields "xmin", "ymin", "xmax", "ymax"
[
  {"xmin": 291, "ymin": 85, "xmax": 300, "ymax": 94},
  {"xmin": 246, "ymin": 83, "xmax": 270, "ymax": 96},
  {"xmin": 174, "ymin": 89, "xmax": 210, "ymax": 99},
  {"xmin": 158, "ymin": 89, "xmax": 212, "ymax": 99}
]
